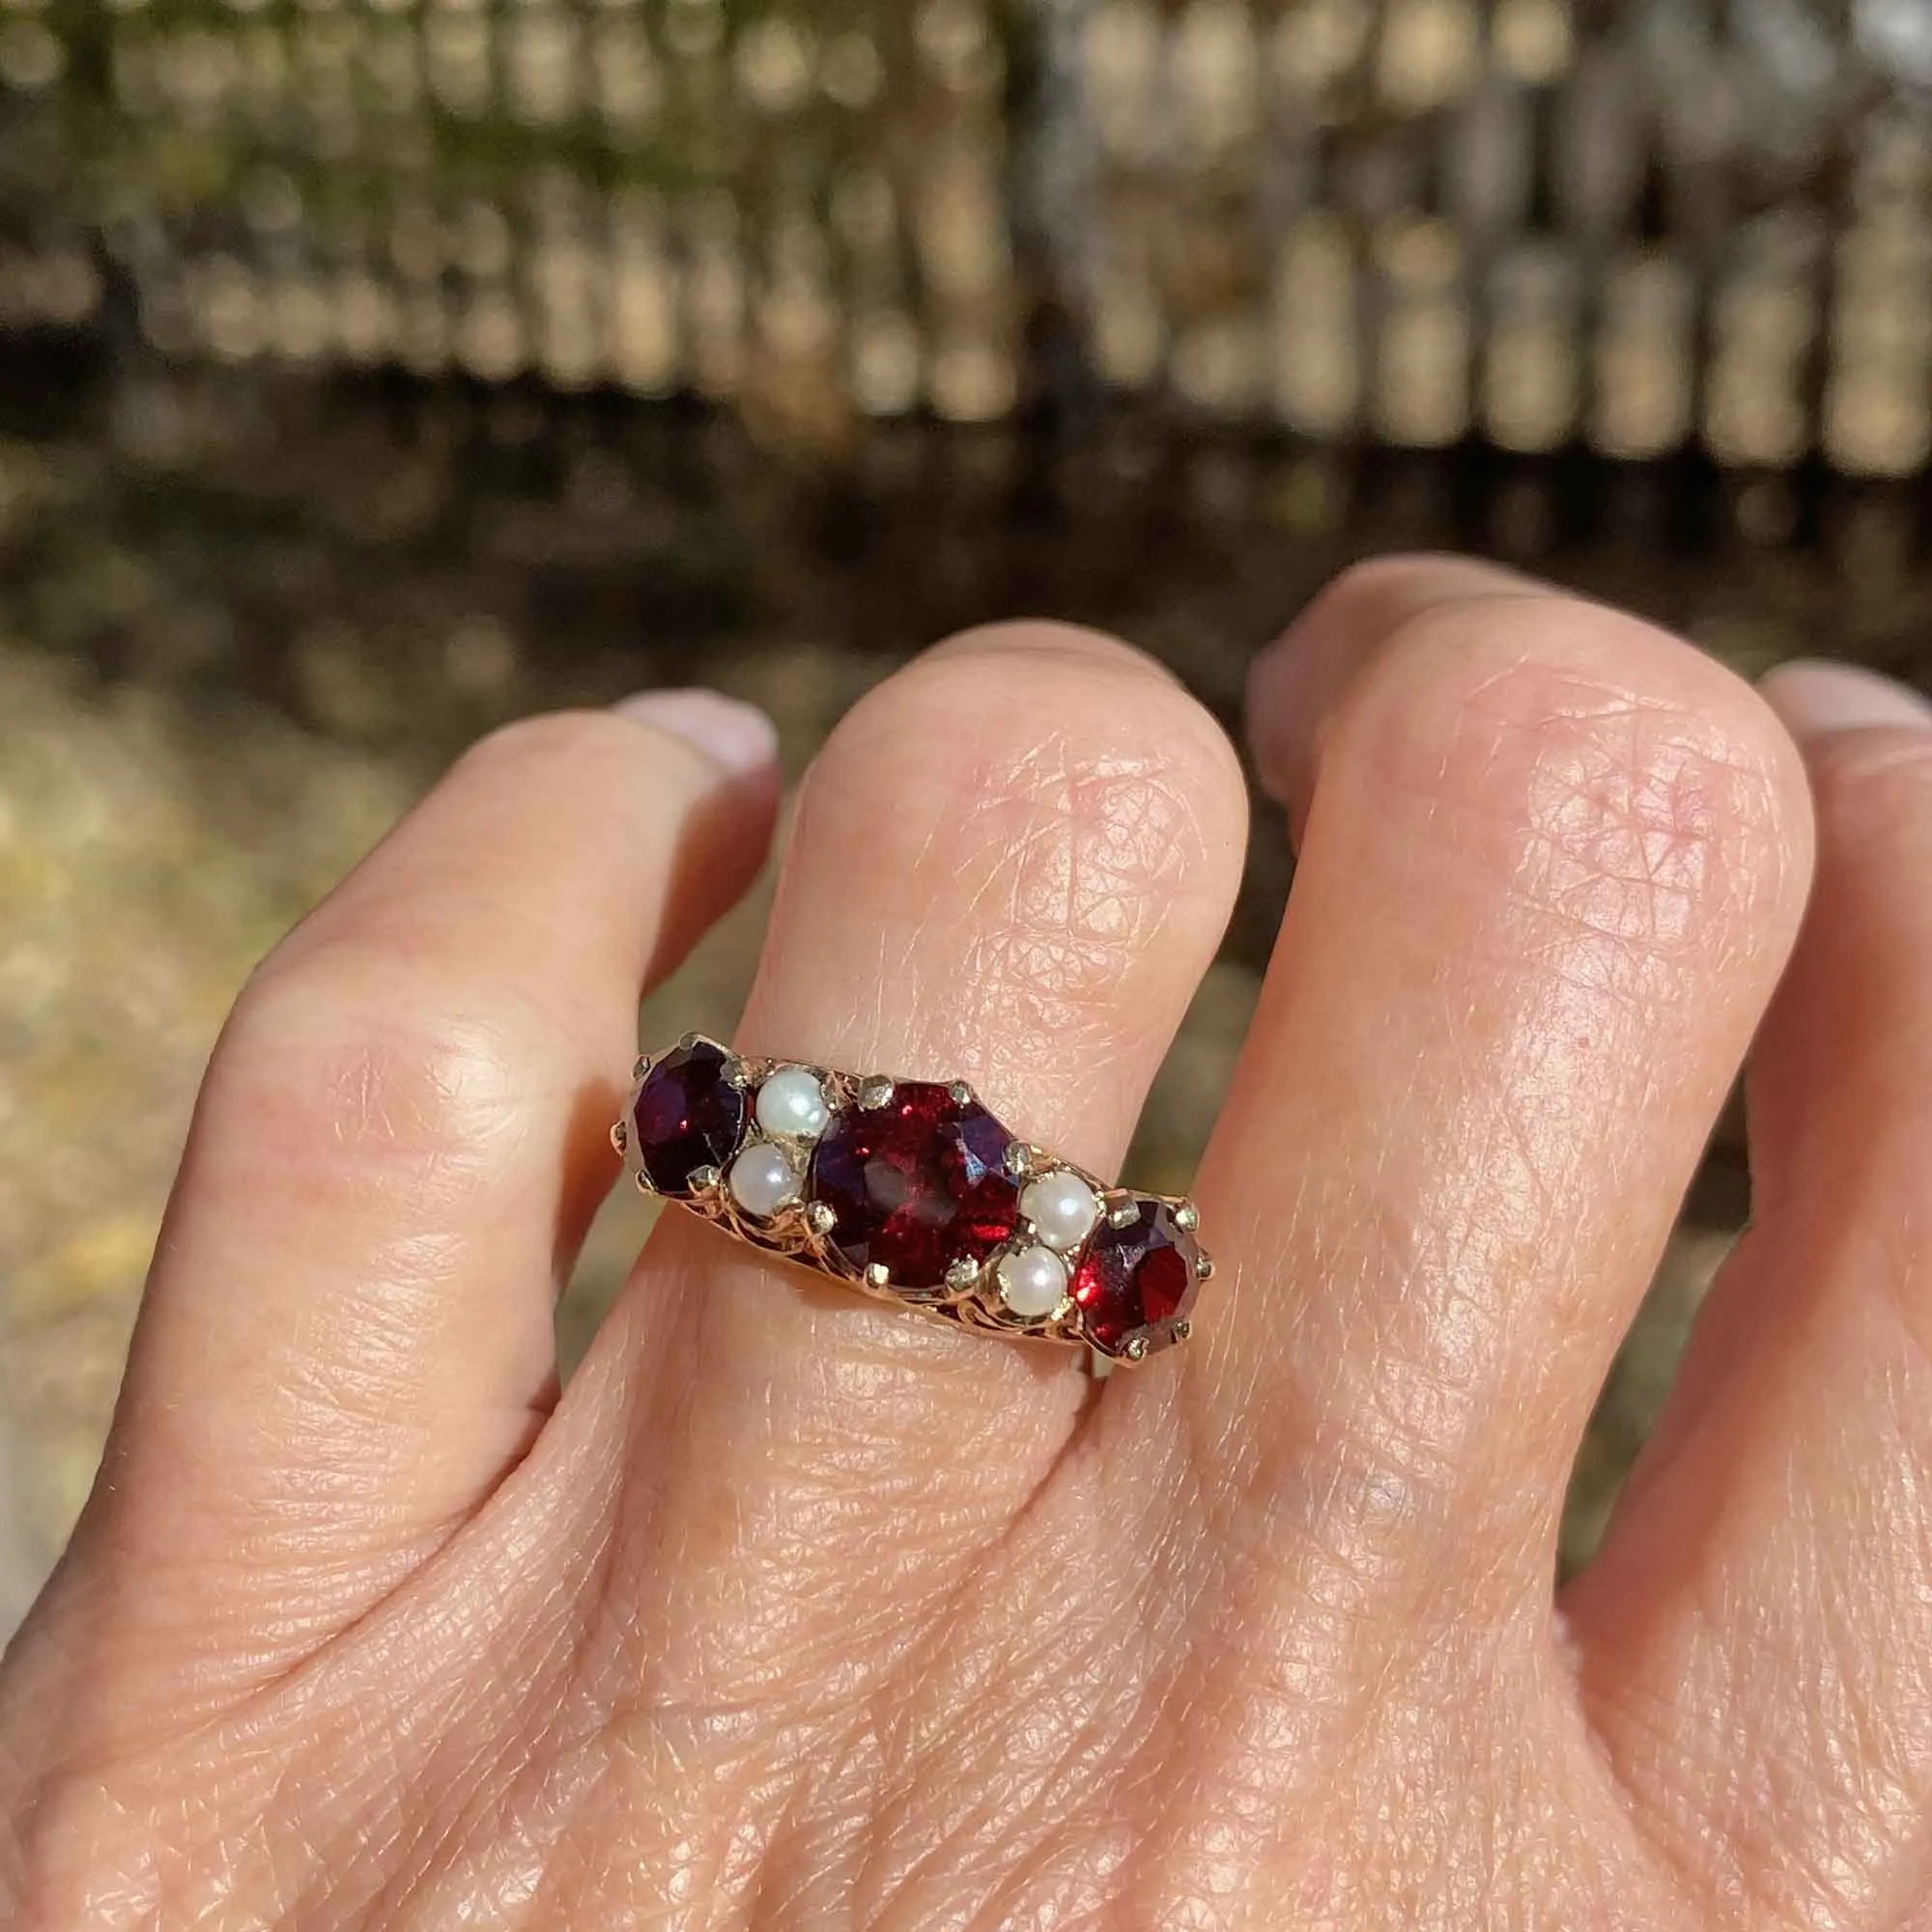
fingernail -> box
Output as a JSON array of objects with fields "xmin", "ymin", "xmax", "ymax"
[
  {"xmin": 612, "ymin": 688, "xmax": 779, "ymax": 775},
  {"xmin": 1760, "ymin": 660, "xmax": 1932, "ymax": 741},
  {"xmin": 1243, "ymin": 641, "xmax": 1310, "ymax": 810}
]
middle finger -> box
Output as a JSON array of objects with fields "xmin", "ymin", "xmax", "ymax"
[{"xmin": 1186, "ymin": 562, "xmax": 1812, "ymax": 1631}]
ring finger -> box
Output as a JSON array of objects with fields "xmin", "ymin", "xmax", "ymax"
[{"xmin": 583, "ymin": 622, "xmax": 1248, "ymax": 1693}]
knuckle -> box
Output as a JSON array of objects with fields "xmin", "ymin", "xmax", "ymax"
[
  {"xmin": 212, "ymin": 951, "xmax": 529, "ymax": 1216},
  {"xmin": 960, "ymin": 753, "xmax": 1207, "ymax": 1028},
  {"xmin": 1341, "ymin": 599, "xmax": 1802, "ymax": 982},
  {"xmin": 903, "ymin": 658, "xmax": 1236, "ymax": 999},
  {"xmin": 800, "ymin": 633, "xmax": 1245, "ymax": 1108}
]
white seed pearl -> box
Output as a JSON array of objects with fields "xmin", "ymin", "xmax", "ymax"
[
  {"xmin": 755, "ymin": 1065, "xmax": 831, "ymax": 1141},
  {"xmin": 727, "ymin": 1141, "xmax": 801, "ymax": 1220},
  {"xmin": 996, "ymin": 1243, "xmax": 1068, "ymax": 1319},
  {"xmin": 1019, "ymin": 1169, "xmax": 1099, "ymax": 1252}
]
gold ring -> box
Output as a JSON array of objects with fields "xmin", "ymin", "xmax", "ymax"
[{"xmin": 611, "ymin": 1035, "xmax": 1211, "ymax": 1366}]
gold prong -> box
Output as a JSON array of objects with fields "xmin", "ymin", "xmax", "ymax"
[
  {"xmin": 1124, "ymin": 1335, "xmax": 1149, "ymax": 1362},
  {"xmin": 1174, "ymin": 1201, "xmax": 1200, "ymax": 1233},
  {"xmin": 611, "ymin": 1120, "xmax": 629, "ymax": 1155},
  {"xmin": 1195, "ymin": 1254, "xmax": 1215, "ymax": 1281},
  {"xmin": 1003, "ymin": 1143, "xmax": 1035, "ymax": 1179},
  {"xmin": 1108, "ymin": 1200, "xmax": 1138, "ymax": 1230},
  {"xmin": 945, "ymin": 1257, "xmax": 979, "ymax": 1292},
  {"xmin": 865, "ymin": 1262, "xmax": 891, "ymax": 1290},
  {"xmin": 806, "ymin": 1201, "xmax": 837, "ymax": 1236},
  {"xmin": 1173, "ymin": 1319, "xmax": 1192, "ymax": 1342},
  {"xmin": 689, "ymin": 1164, "xmax": 722, "ymax": 1193},
  {"xmin": 723, "ymin": 1057, "xmax": 751, "ymax": 1091},
  {"xmin": 947, "ymin": 1078, "xmax": 974, "ymax": 1105},
  {"xmin": 634, "ymin": 1054, "xmax": 653, "ymax": 1081},
  {"xmin": 858, "ymin": 1075, "xmax": 895, "ymax": 1110},
  {"xmin": 635, "ymin": 1171, "xmax": 654, "ymax": 1195},
  {"xmin": 678, "ymin": 1031, "xmax": 702, "ymax": 1050}
]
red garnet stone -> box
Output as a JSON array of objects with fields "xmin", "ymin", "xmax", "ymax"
[
  {"xmin": 1071, "ymin": 1199, "xmax": 1201, "ymax": 1358},
  {"xmin": 808, "ymin": 1082, "xmax": 1019, "ymax": 1291},
  {"xmin": 631, "ymin": 1039, "xmax": 747, "ymax": 1196}
]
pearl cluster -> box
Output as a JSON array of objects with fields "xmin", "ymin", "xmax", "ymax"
[
  {"xmin": 724, "ymin": 1065, "xmax": 830, "ymax": 1220},
  {"xmin": 992, "ymin": 1166, "xmax": 1102, "ymax": 1319}
]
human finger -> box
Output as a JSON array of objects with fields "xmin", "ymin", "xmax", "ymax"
[
  {"xmin": 1564, "ymin": 661, "xmax": 1932, "ymax": 1929},
  {"xmin": 66, "ymin": 693, "xmax": 779, "ymax": 1689}
]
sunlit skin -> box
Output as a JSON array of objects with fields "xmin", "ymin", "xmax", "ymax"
[{"xmin": 5, "ymin": 556, "xmax": 1932, "ymax": 1927}]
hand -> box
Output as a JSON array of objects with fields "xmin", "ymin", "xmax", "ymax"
[{"xmin": 5, "ymin": 557, "xmax": 1929, "ymax": 1929}]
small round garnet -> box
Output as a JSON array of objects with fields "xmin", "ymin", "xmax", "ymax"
[
  {"xmin": 631, "ymin": 1040, "xmax": 747, "ymax": 1196},
  {"xmin": 808, "ymin": 1082, "xmax": 1019, "ymax": 1291},
  {"xmin": 1071, "ymin": 1199, "xmax": 1201, "ymax": 1359}
]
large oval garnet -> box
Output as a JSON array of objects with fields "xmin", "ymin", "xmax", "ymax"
[{"xmin": 808, "ymin": 1082, "xmax": 1019, "ymax": 1291}]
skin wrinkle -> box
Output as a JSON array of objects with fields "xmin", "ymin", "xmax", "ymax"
[
  {"xmin": 1500, "ymin": 729, "xmax": 1742, "ymax": 984},
  {"xmin": 0, "ymin": 688, "xmax": 796, "ymax": 1924},
  {"xmin": 367, "ymin": 1693, "xmax": 588, "ymax": 1928},
  {"xmin": 945, "ymin": 747, "xmax": 1208, "ymax": 1128},
  {"xmin": 1283, "ymin": 730, "xmax": 1723, "ymax": 1515},
  {"xmin": 1746, "ymin": 1480, "xmax": 1931, "ymax": 1921},
  {"xmin": 1118, "ymin": 1523, "xmax": 1420, "ymax": 1917},
  {"xmin": 235, "ymin": 944, "xmax": 544, "ymax": 1151},
  {"xmin": 1212, "ymin": 1142, "xmax": 1545, "ymax": 1599},
  {"xmin": 750, "ymin": 668, "xmax": 1228, "ymax": 1135},
  {"xmin": 818, "ymin": 1361, "xmax": 1199, "ymax": 1928},
  {"xmin": 1576, "ymin": 1173, "xmax": 1932, "ymax": 1913},
  {"xmin": 838, "ymin": 1486, "xmax": 1122, "ymax": 1867},
  {"xmin": 587, "ymin": 1376, "xmax": 1020, "ymax": 1793},
  {"xmin": 277, "ymin": 1234, "xmax": 474, "ymax": 1423},
  {"xmin": 325, "ymin": 1684, "xmax": 492, "ymax": 1910},
  {"xmin": 1583, "ymin": 1571, "xmax": 1857, "ymax": 1929},
  {"xmin": 283, "ymin": 1639, "xmax": 554, "ymax": 1923},
  {"xmin": 1874, "ymin": 1199, "xmax": 1932, "ymax": 1397},
  {"xmin": 1325, "ymin": 670, "xmax": 1767, "ymax": 1476},
  {"xmin": 851, "ymin": 1528, "xmax": 1146, "ymax": 1916},
  {"xmin": 156, "ymin": 1001, "xmax": 563, "ymax": 1522},
  {"xmin": 146, "ymin": 1414, "xmax": 607, "ymax": 1924}
]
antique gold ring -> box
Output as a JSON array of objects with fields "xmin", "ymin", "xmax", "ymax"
[{"xmin": 611, "ymin": 1036, "xmax": 1211, "ymax": 1365}]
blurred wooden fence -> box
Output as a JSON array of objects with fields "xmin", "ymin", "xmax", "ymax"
[{"xmin": 2, "ymin": 1, "xmax": 1931, "ymax": 470}]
